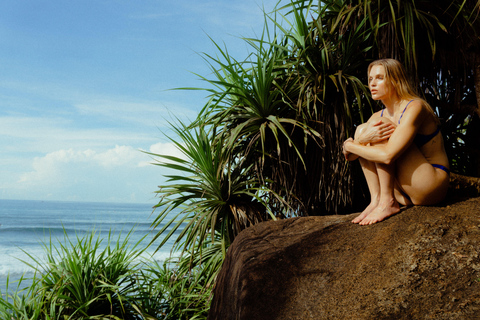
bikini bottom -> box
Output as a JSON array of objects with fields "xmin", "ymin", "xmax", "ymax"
[
  {"xmin": 399, "ymin": 164, "xmax": 450, "ymax": 204},
  {"xmin": 432, "ymin": 164, "xmax": 450, "ymax": 174}
]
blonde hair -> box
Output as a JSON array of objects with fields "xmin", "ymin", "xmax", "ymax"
[{"xmin": 368, "ymin": 59, "xmax": 438, "ymax": 122}]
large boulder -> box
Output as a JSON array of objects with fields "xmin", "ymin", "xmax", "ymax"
[{"xmin": 209, "ymin": 194, "xmax": 480, "ymax": 319}]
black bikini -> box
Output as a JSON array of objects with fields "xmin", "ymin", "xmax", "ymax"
[{"xmin": 380, "ymin": 101, "xmax": 450, "ymax": 175}]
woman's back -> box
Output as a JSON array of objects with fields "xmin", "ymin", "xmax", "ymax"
[{"xmin": 405, "ymin": 102, "xmax": 449, "ymax": 169}]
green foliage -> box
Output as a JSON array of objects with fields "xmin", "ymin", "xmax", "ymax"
[
  {"xmin": 269, "ymin": 2, "xmax": 374, "ymax": 213},
  {"xmin": 37, "ymin": 230, "xmax": 145, "ymax": 318},
  {"xmin": 174, "ymin": 1, "xmax": 376, "ymax": 216},
  {"xmin": 0, "ymin": 273, "xmax": 47, "ymax": 320},
  {"xmin": 0, "ymin": 227, "xmax": 219, "ymax": 320},
  {"xmin": 147, "ymin": 120, "xmax": 275, "ymax": 258},
  {"xmin": 133, "ymin": 257, "xmax": 213, "ymax": 320},
  {"xmin": 424, "ymin": 70, "xmax": 480, "ymax": 176},
  {"xmin": 0, "ymin": 229, "xmax": 149, "ymax": 319}
]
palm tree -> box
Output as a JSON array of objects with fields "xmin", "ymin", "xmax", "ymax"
[
  {"xmin": 193, "ymin": 2, "xmax": 375, "ymax": 216},
  {"xmin": 148, "ymin": 120, "xmax": 275, "ymax": 254}
]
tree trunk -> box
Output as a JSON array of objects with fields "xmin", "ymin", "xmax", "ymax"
[
  {"xmin": 474, "ymin": 52, "xmax": 480, "ymax": 118},
  {"xmin": 473, "ymin": 52, "xmax": 480, "ymax": 176}
]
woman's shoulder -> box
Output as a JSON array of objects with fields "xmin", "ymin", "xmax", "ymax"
[
  {"xmin": 411, "ymin": 99, "xmax": 434, "ymax": 114},
  {"xmin": 403, "ymin": 99, "xmax": 434, "ymax": 124},
  {"xmin": 407, "ymin": 99, "xmax": 424, "ymax": 108}
]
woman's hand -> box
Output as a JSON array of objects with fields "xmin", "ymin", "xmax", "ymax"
[
  {"xmin": 343, "ymin": 138, "xmax": 358, "ymax": 161},
  {"xmin": 356, "ymin": 119, "xmax": 395, "ymax": 145}
]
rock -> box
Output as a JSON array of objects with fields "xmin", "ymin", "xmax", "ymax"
[
  {"xmin": 449, "ymin": 173, "xmax": 480, "ymax": 198},
  {"xmin": 208, "ymin": 196, "xmax": 480, "ymax": 320}
]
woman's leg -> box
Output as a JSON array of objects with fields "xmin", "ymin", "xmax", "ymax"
[
  {"xmin": 352, "ymin": 157, "xmax": 381, "ymax": 223},
  {"xmin": 352, "ymin": 116, "xmax": 402, "ymax": 225},
  {"xmin": 394, "ymin": 144, "xmax": 449, "ymax": 205},
  {"xmin": 351, "ymin": 122, "xmax": 382, "ymax": 223},
  {"xmin": 359, "ymin": 143, "xmax": 449, "ymax": 225},
  {"xmin": 358, "ymin": 161, "xmax": 400, "ymax": 225}
]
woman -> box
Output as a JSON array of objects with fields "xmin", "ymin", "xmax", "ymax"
[{"xmin": 343, "ymin": 59, "xmax": 450, "ymax": 225}]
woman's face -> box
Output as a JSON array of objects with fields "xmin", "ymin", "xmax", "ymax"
[{"xmin": 368, "ymin": 65, "xmax": 393, "ymax": 101}]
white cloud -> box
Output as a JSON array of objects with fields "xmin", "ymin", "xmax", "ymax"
[
  {"xmin": 139, "ymin": 141, "xmax": 188, "ymax": 167},
  {"xmin": 8, "ymin": 142, "xmax": 187, "ymax": 203},
  {"xmin": 95, "ymin": 145, "xmax": 140, "ymax": 167},
  {"xmin": 149, "ymin": 141, "xmax": 186, "ymax": 159},
  {"xmin": 18, "ymin": 146, "xmax": 141, "ymax": 185},
  {"xmin": 0, "ymin": 115, "xmax": 158, "ymax": 154}
]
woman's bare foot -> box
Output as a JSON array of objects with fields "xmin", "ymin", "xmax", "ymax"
[
  {"xmin": 359, "ymin": 198, "xmax": 400, "ymax": 225},
  {"xmin": 352, "ymin": 200, "xmax": 378, "ymax": 224}
]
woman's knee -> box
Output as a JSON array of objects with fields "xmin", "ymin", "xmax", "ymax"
[
  {"xmin": 354, "ymin": 123, "xmax": 368, "ymax": 140},
  {"xmin": 357, "ymin": 116, "xmax": 396, "ymax": 145}
]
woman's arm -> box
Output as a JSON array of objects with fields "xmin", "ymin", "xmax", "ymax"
[
  {"xmin": 344, "ymin": 102, "xmax": 425, "ymax": 164},
  {"xmin": 342, "ymin": 112, "xmax": 395, "ymax": 161}
]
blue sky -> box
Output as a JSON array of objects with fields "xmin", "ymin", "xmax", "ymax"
[{"xmin": 0, "ymin": 0, "xmax": 283, "ymax": 204}]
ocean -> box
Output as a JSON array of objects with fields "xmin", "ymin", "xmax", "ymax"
[{"xmin": 0, "ymin": 199, "xmax": 178, "ymax": 293}]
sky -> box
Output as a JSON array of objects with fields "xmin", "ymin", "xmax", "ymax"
[{"xmin": 0, "ymin": 0, "xmax": 284, "ymax": 205}]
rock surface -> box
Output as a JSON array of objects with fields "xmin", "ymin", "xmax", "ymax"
[{"xmin": 208, "ymin": 195, "xmax": 480, "ymax": 319}]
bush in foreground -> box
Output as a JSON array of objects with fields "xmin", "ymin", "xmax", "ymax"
[{"xmin": 0, "ymin": 229, "xmax": 211, "ymax": 320}]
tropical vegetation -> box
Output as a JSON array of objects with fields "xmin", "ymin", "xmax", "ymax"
[{"xmin": 1, "ymin": 0, "xmax": 479, "ymax": 318}]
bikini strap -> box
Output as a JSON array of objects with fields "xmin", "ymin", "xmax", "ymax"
[
  {"xmin": 398, "ymin": 100, "xmax": 414, "ymax": 124},
  {"xmin": 381, "ymin": 108, "xmax": 384, "ymax": 117}
]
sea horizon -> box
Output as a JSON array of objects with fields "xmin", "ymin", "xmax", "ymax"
[{"xmin": 0, "ymin": 197, "xmax": 157, "ymax": 206}]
